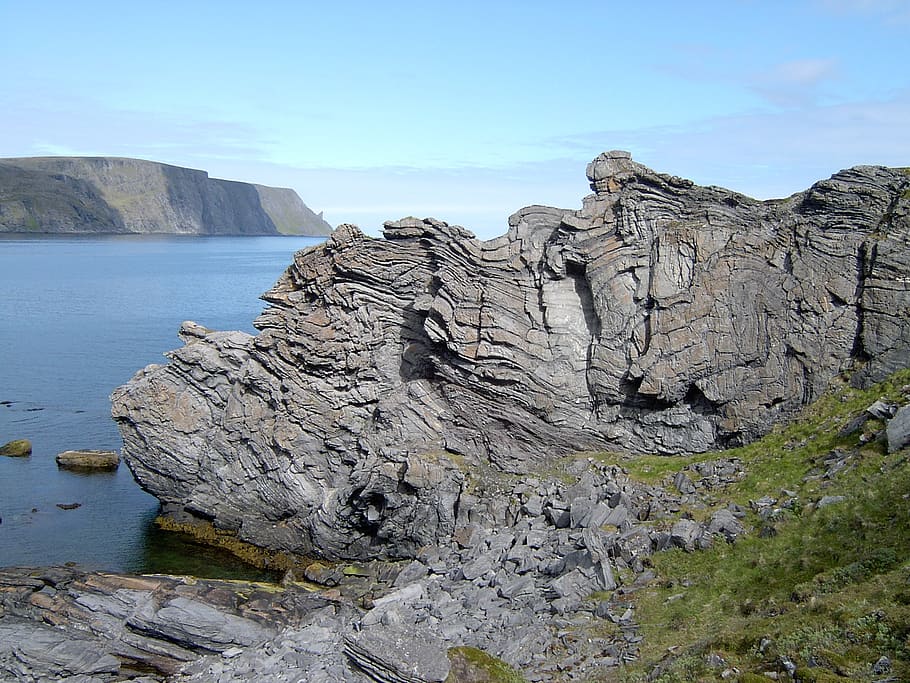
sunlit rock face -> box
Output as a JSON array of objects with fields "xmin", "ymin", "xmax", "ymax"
[
  {"xmin": 112, "ymin": 151, "xmax": 910, "ymax": 560},
  {"xmin": 0, "ymin": 156, "xmax": 332, "ymax": 235}
]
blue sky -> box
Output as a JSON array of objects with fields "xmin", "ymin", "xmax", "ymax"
[{"xmin": 2, "ymin": 1, "xmax": 909, "ymax": 238}]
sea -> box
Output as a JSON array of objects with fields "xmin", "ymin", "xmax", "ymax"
[{"xmin": 0, "ymin": 234, "xmax": 325, "ymax": 578}]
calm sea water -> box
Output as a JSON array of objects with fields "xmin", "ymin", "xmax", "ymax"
[{"xmin": 0, "ymin": 234, "xmax": 324, "ymax": 577}]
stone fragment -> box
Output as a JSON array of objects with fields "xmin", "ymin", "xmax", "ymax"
[
  {"xmin": 816, "ymin": 495, "xmax": 846, "ymax": 509},
  {"xmin": 673, "ymin": 471, "xmax": 696, "ymax": 495},
  {"xmin": 707, "ymin": 509, "xmax": 746, "ymax": 543},
  {"xmin": 0, "ymin": 439, "xmax": 31, "ymax": 457},
  {"xmin": 344, "ymin": 626, "xmax": 450, "ymax": 683},
  {"xmin": 393, "ymin": 560, "xmax": 429, "ymax": 587},
  {"xmin": 866, "ymin": 400, "xmax": 897, "ymax": 420},
  {"xmin": 670, "ymin": 519, "xmax": 702, "ymax": 552},
  {"xmin": 56, "ymin": 449, "xmax": 120, "ymax": 470},
  {"xmin": 887, "ymin": 405, "xmax": 910, "ymax": 453}
]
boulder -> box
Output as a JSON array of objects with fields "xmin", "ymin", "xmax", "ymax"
[
  {"xmin": 887, "ymin": 405, "xmax": 910, "ymax": 453},
  {"xmin": 0, "ymin": 439, "xmax": 31, "ymax": 457},
  {"xmin": 344, "ymin": 625, "xmax": 450, "ymax": 683},
  {"xmin": 55, "ymin": 449, "xmax": 119, "ymax": 470}
]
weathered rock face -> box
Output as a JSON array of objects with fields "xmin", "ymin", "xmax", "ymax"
[
  {"xmin": 111, "ymin": 152, "xmax": 910, "ymax": 561},
  {"xmin": 0, "ymin": 156, "xmax": 332, "ymax": 235}
]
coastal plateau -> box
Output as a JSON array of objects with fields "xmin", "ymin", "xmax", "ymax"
[{"xmin": 0, "ymin": 156, "xmax": 332, "ymax": 235}]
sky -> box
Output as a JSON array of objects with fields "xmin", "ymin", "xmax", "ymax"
[{"xmin": 2, "ymin": 0, "xmax": 909, "ymax": 238}]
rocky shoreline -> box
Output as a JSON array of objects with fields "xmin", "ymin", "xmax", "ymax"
[
  {"xmin": 5, "ymin": 396, "xmax": 910, "ymax": 681},
  {"xmin": 0, "ymin": 448, "xmax": 757, "ymax": 682},
  {"xmin": 6, "ymin": 151, "xmax": 908, "ymax": 681}
]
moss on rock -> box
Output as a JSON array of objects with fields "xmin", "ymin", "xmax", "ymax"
[
  {"xmin": 0, "ymin": 438, "xmax": 32, "ymax": 457},
  {"xmin": 445, "ymin": 646, "xmax": 527, "ymax": 683}
]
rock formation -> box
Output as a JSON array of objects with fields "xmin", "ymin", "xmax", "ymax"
[
  {"xmin": 55, "ymin": 449, "xmax": 120, "ymax": 471},
  {"xmin": 0, "ymin": 157, "xmax": 332, "ymax": 235},
  {"xmin": 0, "ymin": 439, "xmax": 31, "ymax": 457},
  {"xmin": 111, "ymin": 152, "xmax": 910, "ymax": 563}
]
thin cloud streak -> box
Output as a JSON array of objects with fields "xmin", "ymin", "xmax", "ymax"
[{"xmin": 815, "ymin": 0, "xmax": 910, "ymax": 23}]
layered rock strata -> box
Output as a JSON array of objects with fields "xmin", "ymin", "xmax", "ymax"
[
  {"xmin": 0, "ymin": 156, "xmax": 332, "ymax": 235},
  {"xmin": 0, "ymin": 457, "xmax": 748, "ymax": 682},
  {"xmin": 112, "ymin": 152, "xmax": 910, "ymax": 561}
]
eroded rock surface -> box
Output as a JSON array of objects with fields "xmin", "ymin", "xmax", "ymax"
[
  {"xmin": 0, "ymin": 457, "xmax": 748, "ymax": 682},
  {"xmin": 111, "ymin": 152, "xmax": 910, "ymax": 561}
]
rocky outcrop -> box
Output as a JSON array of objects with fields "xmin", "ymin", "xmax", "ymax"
[
  {"xmin": 56, "ymin": 449, "xmax": 120, "ymax": 470},
  {"xmin": 111, "ymin": 152, "xmax": 910, "ymax": 563},
  {"xmin": 0, "ymin": 439, "xmax": 31, "ymax": 457},
  {"xmin": 0, "ymin": 565, "xmax": 360, "ymax": 681},
  {"xmin": 0, "ymin": 456, "xmax": 746, "ymax": 682},
  {"xmin": 0, "ymin": 156, "xmax": 332, "ymax": 235}
]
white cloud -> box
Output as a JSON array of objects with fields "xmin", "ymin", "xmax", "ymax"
[
  {"xmin": 541, "ymin": 90, "xmax": 910, "ymax": 200},
  {"xmin": 749, "ymin": 58, "xmax": 840, "ymax": 107}
]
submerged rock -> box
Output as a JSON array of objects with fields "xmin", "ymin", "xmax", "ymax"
[
  {"xmin": 0, "ymin": 439, "xmax": 31, "ymax": 457},
  {"xmin": 55, "ymin": 449, "xmax": 120, "ymax": 470},
  {"xmin": 111, "ymin": 153, "xmax": 910, "ymax": 563}
]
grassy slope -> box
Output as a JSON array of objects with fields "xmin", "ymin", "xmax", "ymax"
[{"xmin": 600, "ymin": 368, "xmax": 910, "ymax": 682}]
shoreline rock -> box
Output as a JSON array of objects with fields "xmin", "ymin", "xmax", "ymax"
[
  {"xmin": 0, "ymin": 453, "xmax": 749, "ymax": 682},
  {"xmin": 56, "ymin": 449, "xmax": 120, "ymax": 470},
  {"xmin": 0, "ymin": 439, "xmax": 31, "ymax": 457}
]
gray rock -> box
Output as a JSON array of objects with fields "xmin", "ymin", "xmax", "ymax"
[
  {"xmin": 393, "ymin": 560, "xmax": 429, "ymax": 587},
  {"xmin": 887, "ymin": 405, "xmax": 910, "ymax": 453},
  {"xmin": 670, "ymin": 519, "xmax": 702, "ymax": 552},
  {"xmin": 816, "ymin": 495, "xmax": 846, "ymax": 509},
  {"xmin": 872, "ymin": 655, "xmax": 892, "ymax": 674},
  {"xmin": 866, "ymin": 399, "xmax": 897, "ymax": 420},
  {"xmin": 344, "ymin": 626, "xmax": 450, "ymax": 683},
  {"xmin": 0, "ymin": 566, "xmax": 361, "ymax": 683},
  {"xmin": 110, "ymin": 153, "xmax": 910, "ymax": 566},
  {"xmin": 0, "ymin": 618, "xmax": 121, "ymax": 678},
  {"xmin": 673, "ymin": 471, "xmax": 696, "ymax": 495},
  {"xmin": 127, "ymin": 596, "xmax": 273, "ymax": 652},
  {"xmin": 707, "ymin": 509, "xmax": 746, "ymax": 543}
]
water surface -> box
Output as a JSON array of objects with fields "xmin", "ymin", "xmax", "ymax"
[{"xmin": 0, "ymin": 234, "xmax": 323, "ymax": 576}]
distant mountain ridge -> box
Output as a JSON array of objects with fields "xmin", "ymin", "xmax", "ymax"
[{"xmin": 0, "ymin": 156, "xmax": 332, "ymax": 236}]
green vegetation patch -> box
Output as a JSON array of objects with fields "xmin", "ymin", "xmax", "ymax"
[
  {"xmin": 155, "ymin": 515, "xmax": 309, "ymax": 574},
  {"xmin": 617, "ymin": 368, "xmax": 910, "ymax": 682}
]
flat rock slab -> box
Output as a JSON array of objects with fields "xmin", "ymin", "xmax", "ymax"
[
  {"xmin": 344, "ymin": 626, "xmax": 450, "ymax": 682},
  {"xmin": 0, "ymin": 566, "xmax": 355, "ymax": 682},
  {"xmin": 56, "ymin": 449, "xmax": 120, "ymax": 470}
]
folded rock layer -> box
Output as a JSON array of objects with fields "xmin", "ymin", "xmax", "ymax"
[{"xmin": 112, "ymin": 151, "xmax": 910, "ymax": 560}]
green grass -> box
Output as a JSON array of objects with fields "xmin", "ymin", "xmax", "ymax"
[
  {"xmin": 447, "ymin": 646, "xmax": 528, "ymax": 682},
  {"xmin": 606, "ymin": 368, "xmax": 910, "ymax": 682}
]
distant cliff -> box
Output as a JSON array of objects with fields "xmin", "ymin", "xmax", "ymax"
[{"xmin": 0, "ymin": 156, "xmax": 332, "ymax": 236}]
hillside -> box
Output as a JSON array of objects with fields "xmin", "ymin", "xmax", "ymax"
[{"xmin": 0, "ymin": 156, "xmax": 332, "ymax": 236}]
